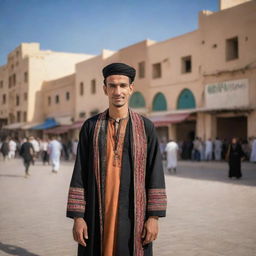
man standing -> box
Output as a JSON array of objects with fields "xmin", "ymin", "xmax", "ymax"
[
  {"xmin": 48, "ymin": 136, "xmax": 62, "ymax": 173},
  {"xmin": 165, "ymin": 139, "xmax": 179, "ymax": 173},
  {"xmin": 67, "ymin": 63, "xmax": 167, "ymax": 256},
  {"xmin": 205, "ymin": 138, "xmax": 213, "ymax": 161},
  {"xmin": 250, "ymin": 137, "xmax": 256, "ymax": 163},
  {"xmin": 20, "ymin": 137, "xmax": 34, "ymax": 178},
  {"xmin": 214, "ymin": 137, "xmax": 222, "ymax": 161}
]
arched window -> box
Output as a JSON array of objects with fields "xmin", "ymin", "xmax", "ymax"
[
  {"xmin": 152, "ymin": 92, "xmax": 167, "ymax": 111},
  {"xmin": 129, "ymin": 92, "xmax": 146, "ymax": 108},
  {"xmin": 177, "ymin": 89, "xmax": 196, "ymax": 109}
]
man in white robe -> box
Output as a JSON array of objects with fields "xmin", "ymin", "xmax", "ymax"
[
  {"xmin": 8, "ymin": 138, "xmax": 17, "ymax": 159},
  {"xmin": 165, "ymin": 140, "xmax": 179, "ymax": 173},
  {"xmin": 250, "ymin": 137, "xmax": 256, "ymax": 163},
  {"xmin": 48, "ymin": 136, "xmax": 62, "ymax": 173},
  {"xmin": 205, "ymin": 138, "xmax": 213, "ymax": 161}
]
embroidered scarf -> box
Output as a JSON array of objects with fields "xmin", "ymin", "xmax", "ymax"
[{"xmin": 93, "ymin": 109, "xmax": 147, "ymax": 256}]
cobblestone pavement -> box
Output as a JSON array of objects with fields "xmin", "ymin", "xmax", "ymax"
[{"xmin": 0, "ymin": 158, "xmax": 255, "ymax": 256}]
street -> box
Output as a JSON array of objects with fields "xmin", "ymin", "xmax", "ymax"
[{"xmin": 0, "ymin": 159, "xmax": 256, "ymax": 256}]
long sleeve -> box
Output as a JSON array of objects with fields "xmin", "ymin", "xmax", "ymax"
[
  {"xmin": 66, "ymin": 122, "xmax": 89, "ymax": 219},
  {"xmin": 145, "ymin": 119, "xmax": 167, "ymax": 218}
]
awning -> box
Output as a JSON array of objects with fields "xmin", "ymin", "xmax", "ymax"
[
  {"xmin": 31, "ymin": 118, "xmax": 59, "ymax": 130},
  {"xmin": 66, "ymin": 120, "xmax": 84, "ymax": 130},
  {"xmin": 44, "ymin": 126, "xmax": 70, "ymax": 134},
  {"xmin": 21, "ymin": 122, "xmax": 42, "ymax": 130},
  {"xmin": 150, "ymin": 113, "xmax": 190, "ymax": 127},
  {"xmin": 2, "ymin": 122, "xmax": 25, "ymax": 130}
]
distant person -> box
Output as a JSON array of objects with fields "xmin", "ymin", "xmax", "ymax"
[
  {"xmin": 30, "ymin": 136, "xmax": 40, "ymax": 164},
  {"xmin": 205, "ymin": 138, "xmax": 213, "ymax": 161},
  {"xmin": 48, "ymin": 136, "xmax": 62, "ymax": 173},
  {"xmin": 214, "ymin": 137, "xmax": 222, "ymax": 161},
  {"xmin": 72, "ymin": 139, "xmax": 78, "ymax": 160},
  {"xmin": 40, "ymin": 138, "xmax": 49, "ymax": 165},
  {"xmin": 20, "ymin": 137, "xmax": 35, "ymax": 178},
  {"xmin": 8, "ymin": 138, "xmax": 17, "ymax": 159},
  {"xmin": 250, "ymin": 137, "xmax": 256, "ymax": 163},
  {"xmin": 1, "ymin": 139, "xmax": 9, "ymax": 161},
  {"xmin": 159, "ymin": 137, "xmax": 167, "ymax": 160},
  {"xmin": 193, "ymin": 137, "xmax": 201, "ymax": 161},
  {"xmin": 165, "ymin": 139, "xmax": 179, "ymax": 173},
  {"xmin": 226, "ymin": 137, "xmax": 245, "ymax": 179}
]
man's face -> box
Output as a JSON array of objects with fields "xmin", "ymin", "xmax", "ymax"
[{"xmin": 103, "ymin": 75, "xmax": 134, "ymax": 108}]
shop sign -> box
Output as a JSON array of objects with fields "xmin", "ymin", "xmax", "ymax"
[{"xmin": 205, "ymin": 79, "xmax": 249, "ymax": 108}]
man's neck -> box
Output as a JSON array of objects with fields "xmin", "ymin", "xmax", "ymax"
[{"xmin": 109, "ymin": 106, "xmax": 129, "ymax": 120}]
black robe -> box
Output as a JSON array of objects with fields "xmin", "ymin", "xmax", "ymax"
[
  {"xmin": 67, "ymin": 110, "xmax": 167, "ymax": 256},
  {"xmin": 228, "ymin": 143, "xmax": 245, "ymax": 179}
]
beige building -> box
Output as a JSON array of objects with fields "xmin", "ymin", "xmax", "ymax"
[
  {"xmin": 1, "ymin": 0, "xmax": 255, "ymax": 142},
  {"xmin": 0, "ymin": 43, "xmax": 93, "ymax": 135}
]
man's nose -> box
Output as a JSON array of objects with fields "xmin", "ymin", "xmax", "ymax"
[{"xmin": 113, "ymin": 86, "xmax": 121, "ymax": 94}]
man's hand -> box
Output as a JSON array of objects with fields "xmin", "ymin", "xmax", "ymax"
[
  {"xmin": 73, "ymin": 217, "xmax": 88, "ymax": 247},
  {"xmin": 142, "ymin": 217, "xmax": 159, "ymax": 245}
]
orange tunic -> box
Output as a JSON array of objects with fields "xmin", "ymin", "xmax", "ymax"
[{"xmin": 103, "ymin": 118, "xmax": 128, "ymax": 256}]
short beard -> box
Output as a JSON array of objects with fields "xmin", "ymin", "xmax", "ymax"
[{"xmin": 112, "ymin": 103, "xmax": 125, "ymax": 108}]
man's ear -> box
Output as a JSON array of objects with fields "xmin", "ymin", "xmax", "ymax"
[
  {"xmin": 103, "ymin": 85, "xmax": 107, "ymax": 95},
  {"xmin": 129, "ymin": 83, "xmax": 134, "ymax": 94}
]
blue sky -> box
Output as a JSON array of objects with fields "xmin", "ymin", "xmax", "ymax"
[{"xmin": 0, "ymin": 0, "xmax": 218, "ymax": 65}]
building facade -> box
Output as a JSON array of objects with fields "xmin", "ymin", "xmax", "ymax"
[{"xmin": 1, "ymin": 0, "xmax": 255, "ymax": 142}]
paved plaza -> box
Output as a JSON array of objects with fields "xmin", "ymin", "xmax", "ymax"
[{"xmin": 0, "ymin": 158, "xmax": 256, "ymax": 256}]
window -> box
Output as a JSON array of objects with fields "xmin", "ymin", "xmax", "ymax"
[
  {"xmin": 13, "ymin": 74, "xmax": 16, "ymax": 86},
  {"xmin": 55, "ymin": 95, "xmax": 59, "ymax": 104},
  {"xmin": 152, "ymin": 63, "xmax": 162, "ymax": 79},
  {"xmin": 80, "ymin": 82, "xmax": 84, "ymax": 96},
  {"xmin": 17, "ymin": 111, "xmax": 21, "ymax": 122},
  {"xmin": 24, "ymin": 72, "xmax": 28, "ymax": 83},
  {"xmin": 24, "ymin": 92, "xmax": 27, "ymax": 101},
  {"xmin": 23, "ymin": 111, "xmax": 27, "ymax": 122},
  {"xmin": 0, "ymin": 81, "xmax": 3, "ymax": 88},
  {"xmin": 66, "ymin": 92, "xmax": 70, "ymax": 100},
  {"xmin": 91, "ymin": 79, "xmax": 96, "ymax": 94},
  {"xmin": 48, "ymin": 96, "xmax": 51, "ymax": 106},
  {"xmin": 9, "ymin": 76, "xmax": 12, "ymax": 88},
  {"xmin": 138, "ymin": 61, "xmax": 145, "ymax": 78},
  {"xmin": 16, "ymin": 95, "xmax": 20, "ymax": 106},
  {"xmin": 226, "ymin": 37, "xmax": 239, "ymax": 61},
  {"xmin": 2, "ymin": 94, "xmax": 6, "ymax": 104},
  {"xmin": 181, "ymin": 56, "xmax": 192, "ymax": 73}
]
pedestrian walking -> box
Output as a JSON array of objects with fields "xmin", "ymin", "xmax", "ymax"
[
  {"xmin": 226, "ymin": 137, "xmax": 245, "ymax": 179},
  {"xmin": 48, "ymin": 136, "xmax": 62, "ymax": 173},
  {"xmin": 165, "ymin": 139, "xmax": 179, "ymax": 173},
  {"xmin": 66, "ymin": 63, "xmax": 167, "ymax": 256},
  {"xmin": 40, "ymin": 138, "xmax": 49, "ymax": 165},
  {"xmin": 8, "ymin": 138, "xmax": 17, "ymax": 159},
  {"xmin": 250, "ymin": 137, "xmax": 256, "ymax": 163},
  {"xmin": 20, "ymin": 137, "xmax": 35, "ymax": 178},
  {"xmin": 0, "ymin": 139, "xmax": 9, "ymax": 161}
]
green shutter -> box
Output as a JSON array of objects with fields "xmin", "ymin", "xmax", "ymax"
[
  {"xmin": 152, "ymin": 92, "xmax": 167, "ymax": 111},
  {"xmin": 129, "ymin": 92, "xmax": 146, "ymax": 108},
  {"xmin": 177, "ymin": 89, "xmax": 196, "ymax": 109}
]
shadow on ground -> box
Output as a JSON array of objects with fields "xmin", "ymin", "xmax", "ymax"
[
  {"xmin": 0, "ymin": 242, "xmax": 40, "ymax": 256},
  {"xmin": 164, "ymin": 161, "xmax": 256, "ymax": 187},
  {"xmin": 0, "ymin": 174, "xmax": 25, "ymax": 178}
]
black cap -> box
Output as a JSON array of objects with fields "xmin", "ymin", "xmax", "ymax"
[{"xmin": 102, "ymin": 62, "xmax": 136, "ymax": 83}]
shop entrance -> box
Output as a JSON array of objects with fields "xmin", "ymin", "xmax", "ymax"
[
  {"xmin": 217, "ymin": 116, "xmax": 247, "ymax": 140},
  {"xmin": 176, "ymin": 120, "xmax": 196, "ymax": 142}
]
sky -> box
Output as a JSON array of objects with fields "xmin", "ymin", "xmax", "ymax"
[{"xmin": 0, "ymin": 0, "xmax": 218, "ymax": 66}]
